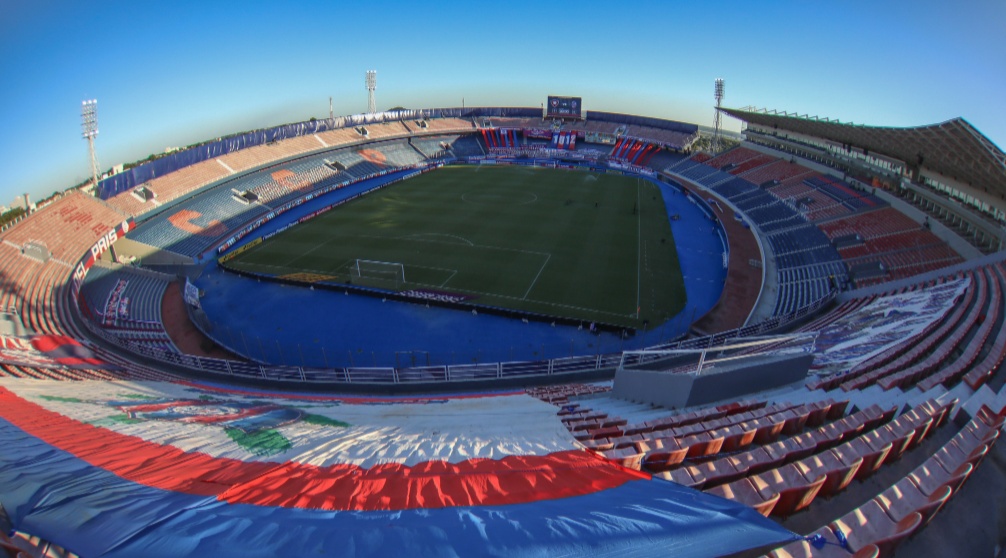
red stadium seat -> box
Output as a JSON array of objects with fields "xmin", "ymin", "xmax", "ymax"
[
  {"xmin": 804, "ymin": 406, "xmax": 830, "ymax": 430},
  {"xmin": 681, "ymin": 434, "xmax": 725, "ymax": 459},
  {"xmin": 727, "ymin": 447, "xmax": 781, "ymax": 477},
  {"xmin": 933, "ymin": 442, "xmax": 988, "ymax": 473},
  {"xmin": 794, "ymin": 450, "xmax": 863, "ymax": 498},
  {"xmin": 753, "ymin": 420, "xmax": 786, "ymax": 445},
  {"xmin": 748, "ymin": 467, "xmax": 827, "ymax": 518},
  {"xmin": 642, "ymin": 443, "xmax": 689, "ymax": 473},
  {"xmin": 876, "ymin": 479, "xmax": 951, "ymax": 527},
  {"xmin": 780, "ymin": 409, "xmax": 810, "ymax": 436},
  {"xmin": 705, "ymin": 477, "xmax": 781, "ymax": 517},
  {"xmin": 657, "ymin": 467, "xmax": 703, "ymax": 489},
  {"xmin": 866, "ymin": 426, "xmax": 915, "ymax": 462},
  {"xmin": 599, "ymin": 447, "xmax": 644, "ymax": 470},
  {"xmin": 719, "ymin": 426, "xmax": 757, "ymax": 453},
  {"xmin": 830, "ymin": 503, "xmax": 922, "ymax": 557},
  {"xmin": 845, "ymin": 438, "xmax": 893, "ymax": 481},
  {"xmin": 909, "ymin": 461, "xmax": 972, "ymax": 497},
  {"xmin": 768, "ymin": 528, "xmax": 880, "ymax": 558}
]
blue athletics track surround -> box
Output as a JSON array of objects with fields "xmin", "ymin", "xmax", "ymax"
[
  {"xmin": 195, "ymin": 167, "xmax": 727, "ymax": 368},
  {"xmin": 0, "ymin": 384, "xmax": 796, "ymax": 558}
]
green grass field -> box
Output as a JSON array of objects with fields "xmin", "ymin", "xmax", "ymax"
[{"xmin": 224, "ymin": 165, "xmax": 685, "ymax": 329}]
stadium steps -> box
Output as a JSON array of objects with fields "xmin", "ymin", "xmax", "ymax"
[
  {"xmin": 960, "ymin": 384, "xmax": 1005, "ymax": 420},
  {"xmin": 766, "ymin": 220, "xmax": 828, "ymax": 237},
  {"xmin": 902, "ymin": 384, "xmax": 953, "ymax": 413},
  {"xmin": 571, "ymin": 397, "xmax": 669, "ymax": 425},
  {"xmin": 825, "ymin": 384, "xmax": 908, "ymax": 415},
  {"xmin": 407, "ymin": 139, "xmax": 428, "ymax": 159},
  {"xmin": 705, "ymin": 173, "xmax": 741, "ymax": 188},
  {"xmin": 772, "ymin": 386, "xmax": 834, "ymax": 407}
]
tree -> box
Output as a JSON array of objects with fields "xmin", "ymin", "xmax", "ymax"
[{"xmin": 0, "ymin": 207, "xmax": 26, "ymax": 228}]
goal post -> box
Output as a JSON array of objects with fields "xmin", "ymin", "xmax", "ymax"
[{"xmin": 351, "ymin": 259, "xmax": 406, "ymax": 288}]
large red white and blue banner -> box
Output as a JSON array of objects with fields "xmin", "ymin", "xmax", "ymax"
[{"xmin": 0, "ymin": 380, "xmax": 796, "ymax": 557}]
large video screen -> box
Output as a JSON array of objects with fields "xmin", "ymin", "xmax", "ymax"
[{"xmin": 546, "ymin": 96, "xmax": 582, "ymax": 119}]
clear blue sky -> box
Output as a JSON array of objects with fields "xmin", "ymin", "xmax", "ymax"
[{"xmin": 1, "ymin": 0, "xmax": 1003, "ymax": 206}]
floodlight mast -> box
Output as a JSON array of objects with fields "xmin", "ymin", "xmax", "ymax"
[
  {"xmin": 366, "ymin": 70, "xmax": 377, "ymax": 114},
  {"xmin": 81, "ymin": 99, "xmax": 100, "ymax": 189},
  {"xmin": 712, "ymin": 79, "xmax": 725, "ymax": 153}
]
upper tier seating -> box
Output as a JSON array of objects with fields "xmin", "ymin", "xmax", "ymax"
[{"xmin": 1, "ymin": 192, "xmax": 128, "ymax": 263}]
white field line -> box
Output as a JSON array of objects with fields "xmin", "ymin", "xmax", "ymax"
[
  {"xmin": 522, "ymin": 253, "xmax": 552, "ymax": 300},
  {"xmin": 635, "ymin": 179, "xmax": 642, "ymax": 317},
  {"xmin": 440, "ymin": 270, "xmax": 458, "ymax": 288},
  {"xmin": 242, "ymin": 260, "xmax": 631, "ymax": 319}
]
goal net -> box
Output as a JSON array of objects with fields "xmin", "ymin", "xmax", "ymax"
[{"xmin": 351, "ymin": 259, "xmax": 406, "ymax": 288}]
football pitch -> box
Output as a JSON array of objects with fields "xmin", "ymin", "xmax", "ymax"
[{"xmin": 223, "ymin": 165, "xmax": 685, "ymax": 329}]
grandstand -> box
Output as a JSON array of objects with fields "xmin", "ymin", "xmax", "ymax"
[{"xmin": 1, "ymin": 105, "xmax": 1005, "ymax": 558}]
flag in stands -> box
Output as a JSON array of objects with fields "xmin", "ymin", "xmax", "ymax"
[
  {"xmin": 0, "ymin": 334, "xmax": 113, "ymax": 369},
  {"xmin": 0, "ymin": 379, "xmax": 797, "ymax": 557}
]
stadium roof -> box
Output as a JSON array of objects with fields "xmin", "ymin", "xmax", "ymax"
[{"xmin": 720, "ymin": 107, "xmax": 1006, "ymax": 196}]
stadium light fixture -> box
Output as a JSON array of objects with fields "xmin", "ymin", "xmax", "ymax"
[
  {"xmin": 81, "ymin": 99, "xmax": 98, "ymax": 139},
  {"xmin": 81, "ymin": 99, "xmax": 101, "ymax": 189},
  {"xmin": 366, "ymin": 70, "xmax": 377, "ymax": 114},
  {"xmin": 712, "ymin": 79, "xmax": 725, "ymax": 153}
]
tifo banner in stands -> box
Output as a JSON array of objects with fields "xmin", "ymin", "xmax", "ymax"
[
  {"xmin": 0, "ymin": 335, "xmax": 113, "ymax": 370},
  {"xmin": 812, "ymin": 277, "xmax": 970, "ymax": 375},
  {"xmin": 71, "ymin": 218, "xmax": 135, "ymax": 295},
  {"xmin": 551, "ymin": 131, "xmax": 577, "ymax": 150},
  {"xmin": 585, "ymin": 131, "xmax": 617, "ymax": 145},
  {"xmin": 102, "ymin": 280, "xmax": 129, "ymax": 325},
  {"xmin": 0, "ymin": 380, "xmax": 797, "ymax": 557},
  {"xmin": 524, "ymin": 128, "xmax": 553, "ymax": 140}
]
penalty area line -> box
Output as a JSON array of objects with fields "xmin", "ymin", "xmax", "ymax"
[
  {"xmin": 522, "ymin": 253, "xmax": 551, "ymax": 300},
  {"xmin": 439, "ymin": 270, "xmax": 458, "ymax": 288}
]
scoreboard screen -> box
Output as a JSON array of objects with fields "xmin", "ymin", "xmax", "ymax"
[{"xmin": 546, "ymin": 96, "xmax": 582, "ymax": 119}]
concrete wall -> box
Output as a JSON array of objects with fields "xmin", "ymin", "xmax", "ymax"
[
  {"xmin": 112, "ymin": 237, "xmax": 194, "ymax": 266},
  {"xmin": 612, "ymin": 353, "xmax": 813, "ymax": 409}
]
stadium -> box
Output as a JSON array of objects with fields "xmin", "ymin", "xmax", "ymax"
[
  {"xmin": 0, "ymin": 8, "xmax": 1001, "ymax": 554},
  {"xmin": 2, "ymin": 94, "xmax": 1005, "ymax": 557}
]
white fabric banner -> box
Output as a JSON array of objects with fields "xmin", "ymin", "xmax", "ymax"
[
  {"xmin": 0, "ymin": 379, "xmax": 577, "ymax": 468},
  {"xmin": 811, "ymin": 277, "xmax": 970, "ymax": 374}
]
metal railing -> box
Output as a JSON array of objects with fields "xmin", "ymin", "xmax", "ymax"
[{"xmin": 80, "ymin": 286, "xmax": 834, "ymax": 387}]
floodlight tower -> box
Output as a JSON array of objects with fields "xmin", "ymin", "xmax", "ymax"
[
  {"xmin": 81, "ymin": 99, "xmax": 100, "ymax": 188},
  {"xmin": 365, "ymin": 70, "xmax": 377, "ymax": 114},
  {"xmin": 712, "ymin": 79, "xmax": 725, "ymax": 153}
]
